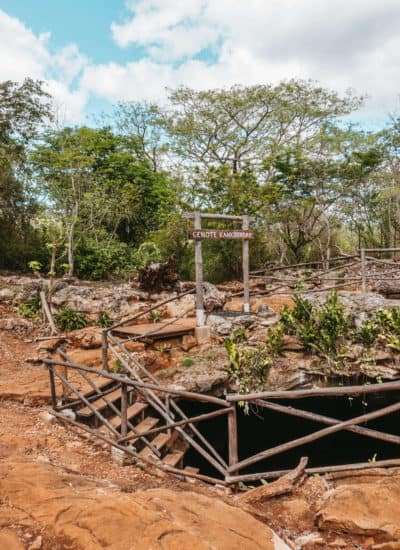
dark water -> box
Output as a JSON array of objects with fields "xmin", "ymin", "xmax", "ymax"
[{"xmin": 179, "ymin": 392, "xmax": 400, "ymax": 479}]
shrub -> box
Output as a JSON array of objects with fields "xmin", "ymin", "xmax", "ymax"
[
  {"xmin": 18, "ymin": 294, "xmax": 41, "ymax": 319},
  {"xmin": 133, "ymin": 241, "xmax": 161, "ymax": 269},
  {"xmin": 224, "ymin": 338, "xmax": 270, "ymax": 394},
  {"xmin": 266, "ymin": 324, "xmax": 285, "ymax": 356},
  {"xmin": 181, "ymin": 357, "xmax": 195, "ymax": 367},
  {"xmin": 96, "ymin": 310, "xmax": 112, "ymax": 328},
  {"xmin": 55, "ymin": 308, "xmax": 88, "ymax": 331},
  {"xmin": 280, "ymin": 291, "xmax": 348, "ymax": 356}
]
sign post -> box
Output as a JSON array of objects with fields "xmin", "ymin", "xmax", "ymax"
[
  {"xmin": 184, "ymin": 212, "xmax": 254, "ymax": 330},
  {"xmin": 242, "ymin": 215, "xmax": 250, "ymax": 313},
  {"xmin": 194, "ymin": 212, "xmax": 205, "ymax": 327}
]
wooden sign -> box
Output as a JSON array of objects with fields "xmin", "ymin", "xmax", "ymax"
[{"xmin": 188, "ymin": 229, "xmax": 254, "ymax": 240}]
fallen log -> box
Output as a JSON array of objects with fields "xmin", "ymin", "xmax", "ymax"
[{"xmin": 238, "ymin": 456, "xmax": 308, "ymax": 503}]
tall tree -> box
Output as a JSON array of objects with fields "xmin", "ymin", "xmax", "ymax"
[
  {"xmin": 31, "ymin": 126, "xmax": 177, "ymax": 277},
  {"xmin": 0, "ymin": 78, "xmax": 52, "ymax": 269}
]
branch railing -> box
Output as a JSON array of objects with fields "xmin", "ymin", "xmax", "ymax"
[
  {"xmin": 249, "ymin": 248, "xmax": 400, "ymax": 297},
  {"xmin": 43, "ymin": 356, "xmax": 232, "ymax": 484},
  {"xmin": 44, "ymin": 354, "xmax": 400, "ymax": 485}
]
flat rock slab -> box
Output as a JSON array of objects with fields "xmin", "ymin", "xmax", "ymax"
[
  {"xmin": 0, "ymin": 455, "xmax": 289, "ymax": 549},
  {"xmin": 316, "ymin": 479, "xmax": 400, "ymax": 538},
  {"xmin": 114, "ymin": 317, "xmax": 197, "ymax": 340}
]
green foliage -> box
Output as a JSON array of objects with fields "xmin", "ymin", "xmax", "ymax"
[
  {"xmin": 96, "ymin": 310, "xmax": 112, "ymax": 328},
  {"xmin": 354, "ymin": 308, "xmax": 400, "ymax": 348},
  {"xmin": 280, "ymin": 291, "xmax": 348, "ymax": 356},
  {"xmin": 266, "ymin": 324, "xmax": 285, "ymax": 356},
  {"xmin": 18, "ymin": 294, "xmax": 41, "ymax": 319},
  {"xmin": 0, "ymin": 79, "xmax": 52, "ymax": 271},
  {"xmin": 54, "ymin": 308, "xmax": 88, "ymax": 331},
  {"xmin": 231, "ymin": 327, "xmax": 248, "ymax": 343},
  {"xmin": 74, "ymin": 233, "xmax": 134, "ymax": 280},
  {"xmin": 181, "ymin": 357, "xmax": 195, "ymax": 367},
  {"xmin": 27, "ymin": 260, "xmax": 42, "ymax": 276},
  {"xmin": 353, "ymin": 319, "xmax": 380, "ymax": 346},
  {"xmin": 133, "ymin": 241, "xmax": 161, "ymax": 268},
  {"xmin": 149, "ymin": 310, "xmax": 164, "ymax": 323},
  {"xmin": 224, "ymin": 338, "xmax": 270, "ymax": 394},
  {"xmin": 112, "ymin": 359, "xmax": 122, "ymax": 374}
]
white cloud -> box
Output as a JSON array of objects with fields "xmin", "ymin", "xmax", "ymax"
[
  {"xmin": 0, "ymin": 9, "xmax": 88, "ymax": 123},
  {"xmin": 2, "ymin": 2, "xmax": 400, "ymax": 124},
  {"xmin": 111, "ymin": 0, "xmax": 218, "ymax": 61},
  {"xmin": 84, "ymin": 0, "xmax": 400, "ymax": 121}
]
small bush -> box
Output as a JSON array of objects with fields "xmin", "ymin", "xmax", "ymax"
[
  {"xmin": 55, "ymin": 308, "xmax": 88, "ymax": 331},
  {"xmin": 18, "ymin": 294, "xmax": 41, "ymax": 319},
  {"xmin": 96, "ymin": 310, "xmax": 112, "ymax": 328},
  {"xmin": 266, "ymin": 324, "xmax": 284, "ymax": 356},
  {"xmin": 224, "ymin": 338, "xmax": 270, "ymax": 394},
  {"xmin": 149, "ymin": 310, "xmax": 164, "ymax": 323},
  {"xmin": 230, "ymin": 327, "xmax": 248, "ymax": 343},
  {"xmin": 353, "ymin": 319, "xmax": 379, "ymax": 346},
  {"xmin": 181, "ymin": 357, "xmax": 195, "ymax": 367},
  {"xmin": 280, "ymin": 291, "xmax": 348, "ymax": 356}
]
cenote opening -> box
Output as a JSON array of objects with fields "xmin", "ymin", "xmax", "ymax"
[{"xmin": 179, "ymin": 392, "xmax": 400, "ymax": 480}]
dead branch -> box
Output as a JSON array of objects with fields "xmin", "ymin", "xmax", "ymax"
[{"xmin": 238, "ymin": 456, "xmax": 308, "ymax": 503}]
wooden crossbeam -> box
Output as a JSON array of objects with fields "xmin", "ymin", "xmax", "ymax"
[
  {"xmin": 254, "ymin": 399, "xmax": 400, "ymax": 445},
  {"xmin": 228, "ymin": 400, "xmax": 400, "ymax": 473}
]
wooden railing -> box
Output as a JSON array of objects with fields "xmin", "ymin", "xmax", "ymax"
[
  {"xmin": 44, "ymin": 353, "xmax": 400, "ymax": 485},
  {"xmin": 249, "ymin": 249, "xmax": 400, "ymax": 297},
  {"xmin": 43, "ymin": 265, "xmax": 400, "ymax": 485}
]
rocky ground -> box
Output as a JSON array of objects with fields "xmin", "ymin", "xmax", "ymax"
[{"xmin": 0, "ymin": 274, "xmax": 400, "ymax": 549}]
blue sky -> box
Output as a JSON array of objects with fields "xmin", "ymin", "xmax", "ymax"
[{"xmin": 0, "ymin": 0, "xmax": 399, "ymax": 125}]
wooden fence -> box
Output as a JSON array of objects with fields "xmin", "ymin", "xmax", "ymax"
[{"xmin": 44, "ymin": 355, "xmax": 400, "ymax": 485}]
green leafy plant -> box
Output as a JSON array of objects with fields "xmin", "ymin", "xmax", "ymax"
[
  {"xmin": 113, "ymin": 359, "xmax": 122, "ymax": 374},
  {"xmin": 149, "ymin": 310, "xmax": 164, "ymax": 323},
  {"xmin": 280, "ymin": 291, "xmax": 348, "ymax": 359},
  {"xmin": 230, "ymin": 326, "xmax": 248, "ymax": 343},
  {"xmin": 54, "ymin": 308, "xmax": 88, "ymax": 331},
  {"xmin": 133, "ymin": 241, "xmax": 162, "ymax": 269},
  {"xmin": 266, "ymin": 324, "xmax": 285, "ymax": 356},
  {"xmin": 353, "ymin": 319, "xmax": 379, "ymax": 346},
  {"xmin": 18, "ymin": 294, "xmax": 41, "ymax": 319},
  {"xmin": 224, "ymin": 338, "xmax": 270, "ymax": 394},
  {"xmin": 181, "ymin": 357, "xmax": 195, "ymax": 367},
  {"xmin": 96, "ymin": 310, "xmax": 112, "ymax": 328},
  {"xmin": 28, "ymin": 260, "xmax": 42, "ymax": 277}
]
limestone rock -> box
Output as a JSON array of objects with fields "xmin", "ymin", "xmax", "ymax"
[
  {"xmin": 69, "ymin": 327, "xmax": 103, "ymax": 349},
  {"xmin": 0, "ymin": 287, "xmax": 14, "ymax": 302},
  {"xmin": 181, "ymin": 334, "xmax": 197, "ymax": 351},
  {"xmin": 0, "ymin": 456, "xmax": 288, "ymax": 549},
  {"xmin": 0, "ymin": 317, "xmax": 34, "ymax": 335},
  {"xmin": 316, "ymin": 480, "xmax": 400, "ymax": 538},
  {"xmin": 207, "ymin": 314, "xmax": 255, "ymax": 336},
  {"xmin": 165, "ymin": 293, "xmax": 195, "ymax": 317},
  {"xmin": 202, "ymin": 282, "xmax": 227, "ymax": 312},
  {"xmin": 306, "ymin": 291, "xmax": 400, "ymax": 327}
]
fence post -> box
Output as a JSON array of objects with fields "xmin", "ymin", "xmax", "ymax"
[
  {"xmin": 120, "ymin": 382, "xmax": 128, "ymax": 440},
  {"xmin": 228, "ymin": 405, "xmax": 239, "ymax": 472},
  {"xmin": 102, "ymin": 331, "xmax": 109, "ymax": 371},
  {"xmin": 361, "ymin": 248, "xmax": 367, "ymax": 294},
  {"xmin": 242, "ymin": 215, "xmax": 250, "ymax": 313},
  {"xmin": 194, "ymin": 212, "xmax": 205, "ymax": 327},
  {"xmin": 48, "ymin": 367, "xmax": 57, "ymax": 410}
]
